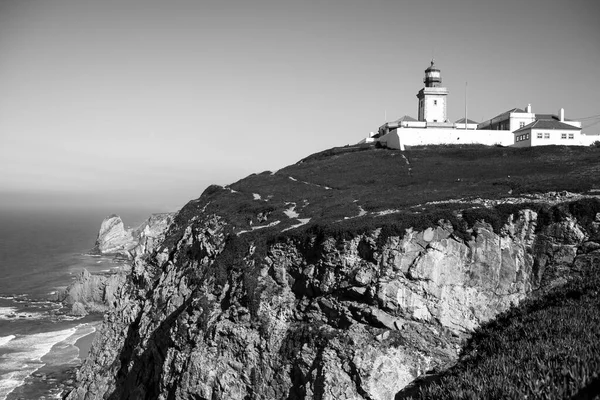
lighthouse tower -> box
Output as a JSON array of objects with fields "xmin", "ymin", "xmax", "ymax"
[{"xmin": 416, "ymin": 60, "xmax": 449, "ymax": 123}]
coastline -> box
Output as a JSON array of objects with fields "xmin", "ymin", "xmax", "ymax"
[
  {"xmin": 4, "ymin": 318, "xmax": 102, "ymax": 400},
  {"xmin": 0, "ymin": 208, "xmax": 161, "ymax": 400}
]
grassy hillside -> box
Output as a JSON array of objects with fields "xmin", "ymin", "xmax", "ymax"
[{"xmin": 172, "ymin": 144, "xmax": 600, "ymax": 242}]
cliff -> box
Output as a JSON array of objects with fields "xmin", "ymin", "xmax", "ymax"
[
  {"xmin": 67, "ymin": 145, "xmax": 600, "ymax": 399},
  {"xmin": 59, "ymin": 213, "xmax": 175, "ymax": 315},
  {"xmin": 93, "ymin": 213, "xmax": 175, "ymax": 259}
]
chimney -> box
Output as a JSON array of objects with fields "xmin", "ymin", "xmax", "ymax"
[
  {"xmin": 560, "ymin": 108, "xmax": 565, "ymax": 122},
  {"xmin": 526, "ymin": 104, "xmax": 532, "ymax": 113}
]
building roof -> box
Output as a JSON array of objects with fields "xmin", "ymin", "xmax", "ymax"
[
  {"xmin": 534, "ymin": 114, "xmax": 575, "ymax": 122},
  {"xmin": 497, "ymin": 108, "xmax": 525, "ymax": 118},
  {"xmin": 481, "ymin": 108, "xmax": 526, "ymax": 124},
  {"xmin": 425, "ymin": 60, "xmax": 439, "ymax": 72},
  {"xmin": 393, "ymin": 115, "xmax": 417, "ymax": 122},
  {"xmin": 455, "ymin": 118, "xmax": 479, "ymax": 124},
  {"xmin": 513, "ymin": 119, "xmax": 581, "ymax": 133}
]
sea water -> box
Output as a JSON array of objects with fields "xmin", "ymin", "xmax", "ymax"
[{"xmin": 0, "ymin": 208, "xmax": 153, "ymax": 399}]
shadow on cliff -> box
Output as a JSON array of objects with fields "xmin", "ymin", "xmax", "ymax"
[{"xmin": 107, "ymin": 296, "xmax": 195, "ymax": 400}]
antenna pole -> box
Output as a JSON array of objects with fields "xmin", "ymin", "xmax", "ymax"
[{"xmin": 465, "ymin": 81, "xmax": 468, "ymax": 130}]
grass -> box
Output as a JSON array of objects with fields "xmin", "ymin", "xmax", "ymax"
[
  {"xmin": 160, "ymin": 144, "xmax": 600, "ymax": 268},
  {"xmin": 396, "ymin": 255, "xmax": 600, "ymax": 400},
  {"xmin": 215, "ymin": 144, "xmax": 600, "ymax": 228}
]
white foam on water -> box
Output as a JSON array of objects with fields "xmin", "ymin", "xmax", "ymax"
[
  {"xmin": 0, "ymin": 374, "xmax": 23, "ymax": 400},
  {"xmin": 0, "ymin": 336, "xmax": 15, "ymax": 347},
  {"xmin": 0, "ymin": 326, "xmax": 78, "ymax": 399},
  {"xmin": 58, "ymin": 315, "xmax": 86, "ymax": 322},
  {"xmin": 0, "ymin": 306, "xmax": 45, "ymax": 321},
  {"xmin": 41, "ymin": 324, "xmax": 96, "ymax": 366},
  {"xmin": 0, "ymin": 307, "xmax": 17, "ymax": 319}
]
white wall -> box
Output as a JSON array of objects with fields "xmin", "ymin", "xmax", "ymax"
[
  {"xmin": 424, "ymin": 95, "xmax": 447, "ymax": 123},
  {"xmin": 510, "ymin": 113, "xmax": 536, "ymax": 132},
  {"xmin": 516, "ymin": 129, "xmax": 594, "ymax": 147},
  {"xmin": 402, "ymin": 120, "xmax": 427, "ymax": 128},
  {"xmin": 581, "ymin": 132, "xmax": 600, "ymax": 146},
  {"xmin": 454, "ymin": 122, "xmax": 478, "ymax": 130},
  {"xmin": 379, "ymin": 127, "xmax": 514, "ymax": 150}
]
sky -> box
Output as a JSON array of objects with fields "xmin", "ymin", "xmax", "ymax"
[{"xmin": 1, "ymin": 0, "xmax": 599, "ymax": 213}]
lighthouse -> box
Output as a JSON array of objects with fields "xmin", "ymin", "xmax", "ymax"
[{"xmin": 416, "ymin": 60, "xmax": 449, "ymax": 123}]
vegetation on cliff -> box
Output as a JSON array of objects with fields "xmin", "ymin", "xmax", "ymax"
[
  {"xmin": 398, "ymin": 253, "xmax": 600, "ymax": 399},
  {"xmin": 69, "ymin": 144, "xmax": 600, "ymax": 400},
  {"xmin": 166, "ymin": 144, "xmax": 600, "ymax": 246}
]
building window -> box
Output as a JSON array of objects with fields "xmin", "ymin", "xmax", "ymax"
[
  {"xmin": 537, "ymin": 132, "xmax": 543, "ymax": 139},
  {"xmin": 544, "ymin": 132, "xmax": 550, "ymax": 139},
  {"xmin": 433, "ymin": 100, "xmax": 437, "ymax": 105},
  {"xmin": 520, "ymin": 122, "xmax": 526, "ymax": 128},
  {"xmin": 561, "ymin": 133, "xmax": 567, "ymax": 139},
  {"xmin": 525, "ymin": 134, "xmax": 529, "ymax": 139},
  {"xmin": 569, "ymin": 133, "xmax": 574, "ymax": 139}
]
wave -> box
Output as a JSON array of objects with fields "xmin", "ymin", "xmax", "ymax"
[
  {"xmin": 41, "ymin": 324, "xmax": 96, "ymax": 365},
  {"xmin": 0, "ymin": 307, "xmax": 17, "ymax": 319},
  {"xmin": 0, "ymin": 335, "xmax": 15, "ymax": 347},
  {"xmin": 0, "ymin": 327, "xmax": 76, "ymax": 399},
  {"xmin": 0, "ymin": 306, "xmax": 45, "ymax": 321},
  {"xmin": 0, "ymin": 324, "xmax": 94, "ymax": 400}
]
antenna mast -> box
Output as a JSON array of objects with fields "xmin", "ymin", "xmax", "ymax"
[{"xmin": 465, "ymin": 81, "xmax": 468, "ymax": 130}]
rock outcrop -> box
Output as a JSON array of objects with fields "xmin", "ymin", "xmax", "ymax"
[
  {"xmin": 58, "ymin": 269, "xmax": 127, "ymax": 315},
  {"xmin": 94, "ymin": 213, "xmax": 175, "ymax": 258},
  {"xmin": 59, "ymin": 213, "xmax": 175, "ymax": 315},
  {"xmin": 66, "ymin": 197, "xmax": 600, "ymax": 399}
]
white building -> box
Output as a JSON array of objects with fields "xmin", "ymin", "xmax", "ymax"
[
  {"xmin": 480, "ymin": 106, "xmax": 599, "ymax": 147},
  {"xmin": 417, "ymin": 61, "xmax": 449, "ymax": 123},
  {"xmin": 376, "ymin": 61, "xmax": 513, "ymax": 150},
  {"xmin": 511, "ymin": 109, "xmax": 600, "ymax": 147},
  {"xmin": 369, "ymin": 61, "xmax": 598, "ymax": 149},
  {"xmin": 512, "ymin": 119, "xmax": 580, "ymax": 147}
]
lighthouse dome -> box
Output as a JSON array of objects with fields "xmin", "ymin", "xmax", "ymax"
[{"xmin": 424, "ymin": 60, "xmax": 442, "ymax": 87}]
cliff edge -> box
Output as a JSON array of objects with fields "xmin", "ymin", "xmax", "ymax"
[{"xmin": 67, "ymin": 145, "xmax": 600, "ymax": 399}]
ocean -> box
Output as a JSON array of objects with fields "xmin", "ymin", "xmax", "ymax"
[{"xmin": 0, "ymin": 208, "xmax": 154, "ymax": 399}]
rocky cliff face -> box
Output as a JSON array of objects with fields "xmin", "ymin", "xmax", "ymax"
[
  {"xmin": 59, "ymin": 213, "xmax": 175, "ymax": 315},
  {"xmin": 58, "ymin": 269, "xmax": 127, "ymax": 316},
  {"xmin": 66, "ymin": 194, "xmax": 600, "ymax": 399},
  {"xmin": 94, "ymin": 213, "xmax": 175, "ymax": 258}
]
